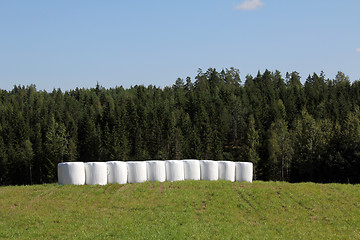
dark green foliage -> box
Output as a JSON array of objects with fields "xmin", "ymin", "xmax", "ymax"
[{"xmin": 1, "ymin": 69, "xmax": 360, "ymax": 185}]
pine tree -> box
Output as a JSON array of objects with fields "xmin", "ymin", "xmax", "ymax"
[
  {"xmin": 44, "ymin": 117, "xmax": 69, "ymax": 182},
  {"xmin": 0, "ymin": 133, "xmax": 7, "ymax": 185},
  {"xmin": 247, "ymin": 115, "xmax": 260, "ymax": 178}
]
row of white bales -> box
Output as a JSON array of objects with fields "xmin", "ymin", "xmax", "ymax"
[{"xmin": 58, "ymin": 160, "xmax": 253, "ymax": 185}]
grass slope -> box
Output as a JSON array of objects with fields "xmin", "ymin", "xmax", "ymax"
[{"xmin": 0, "ymin": 181, "xmax": 359, "ymax": 239}]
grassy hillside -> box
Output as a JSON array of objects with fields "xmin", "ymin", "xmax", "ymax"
[{"xmin": 0, "ymin": 181, "xmax": 359, "ymax": 239}]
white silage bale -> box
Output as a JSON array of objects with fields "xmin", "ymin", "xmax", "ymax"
[
  {"xmin": 200, "ymin": 160, "xmax": 218, "ymax": 181},
  {"xmin": 235, "ymin": 162, "xmax": 253, "ymax": 183},
  {"xmin": 182, "ymin": 159, "xmax": 200, "ymax": 180},
  {"xmin": 146, "ymin": 161, "xmax": 166, "ymax": 182},
  {"xmin": 107, "ymin": 161, "xmax": 127, "ymax": 184},
  {"xmin": 218, "ymin": 161, "xmax": 235, "ymax": 182},
  {"xmin": 58, "ymin": 162, "xmax": 85, "ymax": 185},
  {"xmin": 127, "ymin": 161, "xmax": 147, "ymax": 183},
  {"xmin": 85, "ymin": 162, "xmax": 108, "ymax": 185},
  {"xmin": 165, "ymin": 160, "xmax": 184, "ymax": 182}
]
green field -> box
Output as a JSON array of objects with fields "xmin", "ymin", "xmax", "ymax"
[{"xmin": 0, "ymin": 181, "xmax": 359, "ymax": 239}]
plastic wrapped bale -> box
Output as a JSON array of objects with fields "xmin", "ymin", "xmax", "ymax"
[
  {"xmin": 218, "ymin": 161, "xmax": 235, "ymax": 182},
  {"xmin": 107, "ymin": 161, "xmax": 127, "ymax": 184},
  {"xmin": 200, "ymin": 160, "xmax": 218, "ymax": 181},
  {"xmin": 235, "ymin": 162, "xmax": 253, "ymax": 183},
  {"xmin": 84, "ymin": 162, "xmax": 108, "ymax": 185},
  {"xmin": 127, "ymin": 161, "xmax": 147, "ymax": 183},
  {"xmin": 165, "ymin": 160, "xmax": 184, "ymax": 182},
  {"xmin": 146, "ymin": 161, "xmax": 166, "ymax": 182},
  {"xmin": 182, "ymin": 159, "xmax": 200, "ymax": 180},
  {"xmin": 58, "ymin": 162, "xmax": 85, "ymax": 185}
]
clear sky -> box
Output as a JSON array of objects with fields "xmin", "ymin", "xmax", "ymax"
[{"xmin": 1, "ymin": 0, "xmax": 359, "ymax": 91}]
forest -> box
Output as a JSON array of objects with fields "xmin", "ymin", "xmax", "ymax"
[{"xmin": 1, "ymin": 68, "xmax": 360, "ymax": 185}]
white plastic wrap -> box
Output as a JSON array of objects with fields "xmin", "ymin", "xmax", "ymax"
[
  {"xmin": 127, "ymin": 161, "xmax": 147, "ymax": 183},
  {"xmin": 200, "ymin": 160, "xmax": 218, "ymax": 181},
  {"xmin": 84, "ymin": 162, "xmax": 108, "ymax": 185},
  {"xmin": 58, "ymin": 162, "xmax": 85, "ymax": 185},
  {"xmin": 235, "ymin": 162, "xmax": 253, "ymax": 183},
  {"xmin": 165, "ymin": 160, "xmax": 184, "ymax": 182},
  {"xmin": 146, "ymin": 161, "xmax": 166, "ymax": 182},
  {"xmin": 107, "ymin": 161, "xmax": 127, "ymax": 184},
  {"xmin": 182, "ymin": 159, "xmax": 200, "ymax": 180},
  {"xmin": 218, "ymin": 161, "xmax": 235, "ymax": 182}
]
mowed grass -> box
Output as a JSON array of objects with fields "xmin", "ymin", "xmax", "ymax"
[{"xmin": 0, "ymin": 181, "xmax": 359, "ymax": 240}]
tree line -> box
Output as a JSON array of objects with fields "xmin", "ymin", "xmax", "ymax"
[{"xmin": 1, "ymin": 68, "xmax": 360, "ymax": 185}]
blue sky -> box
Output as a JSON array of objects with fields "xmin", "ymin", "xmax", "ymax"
[{"xmin": 1, "ymin": 0, "xmax": 359, "ymax": 91}]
